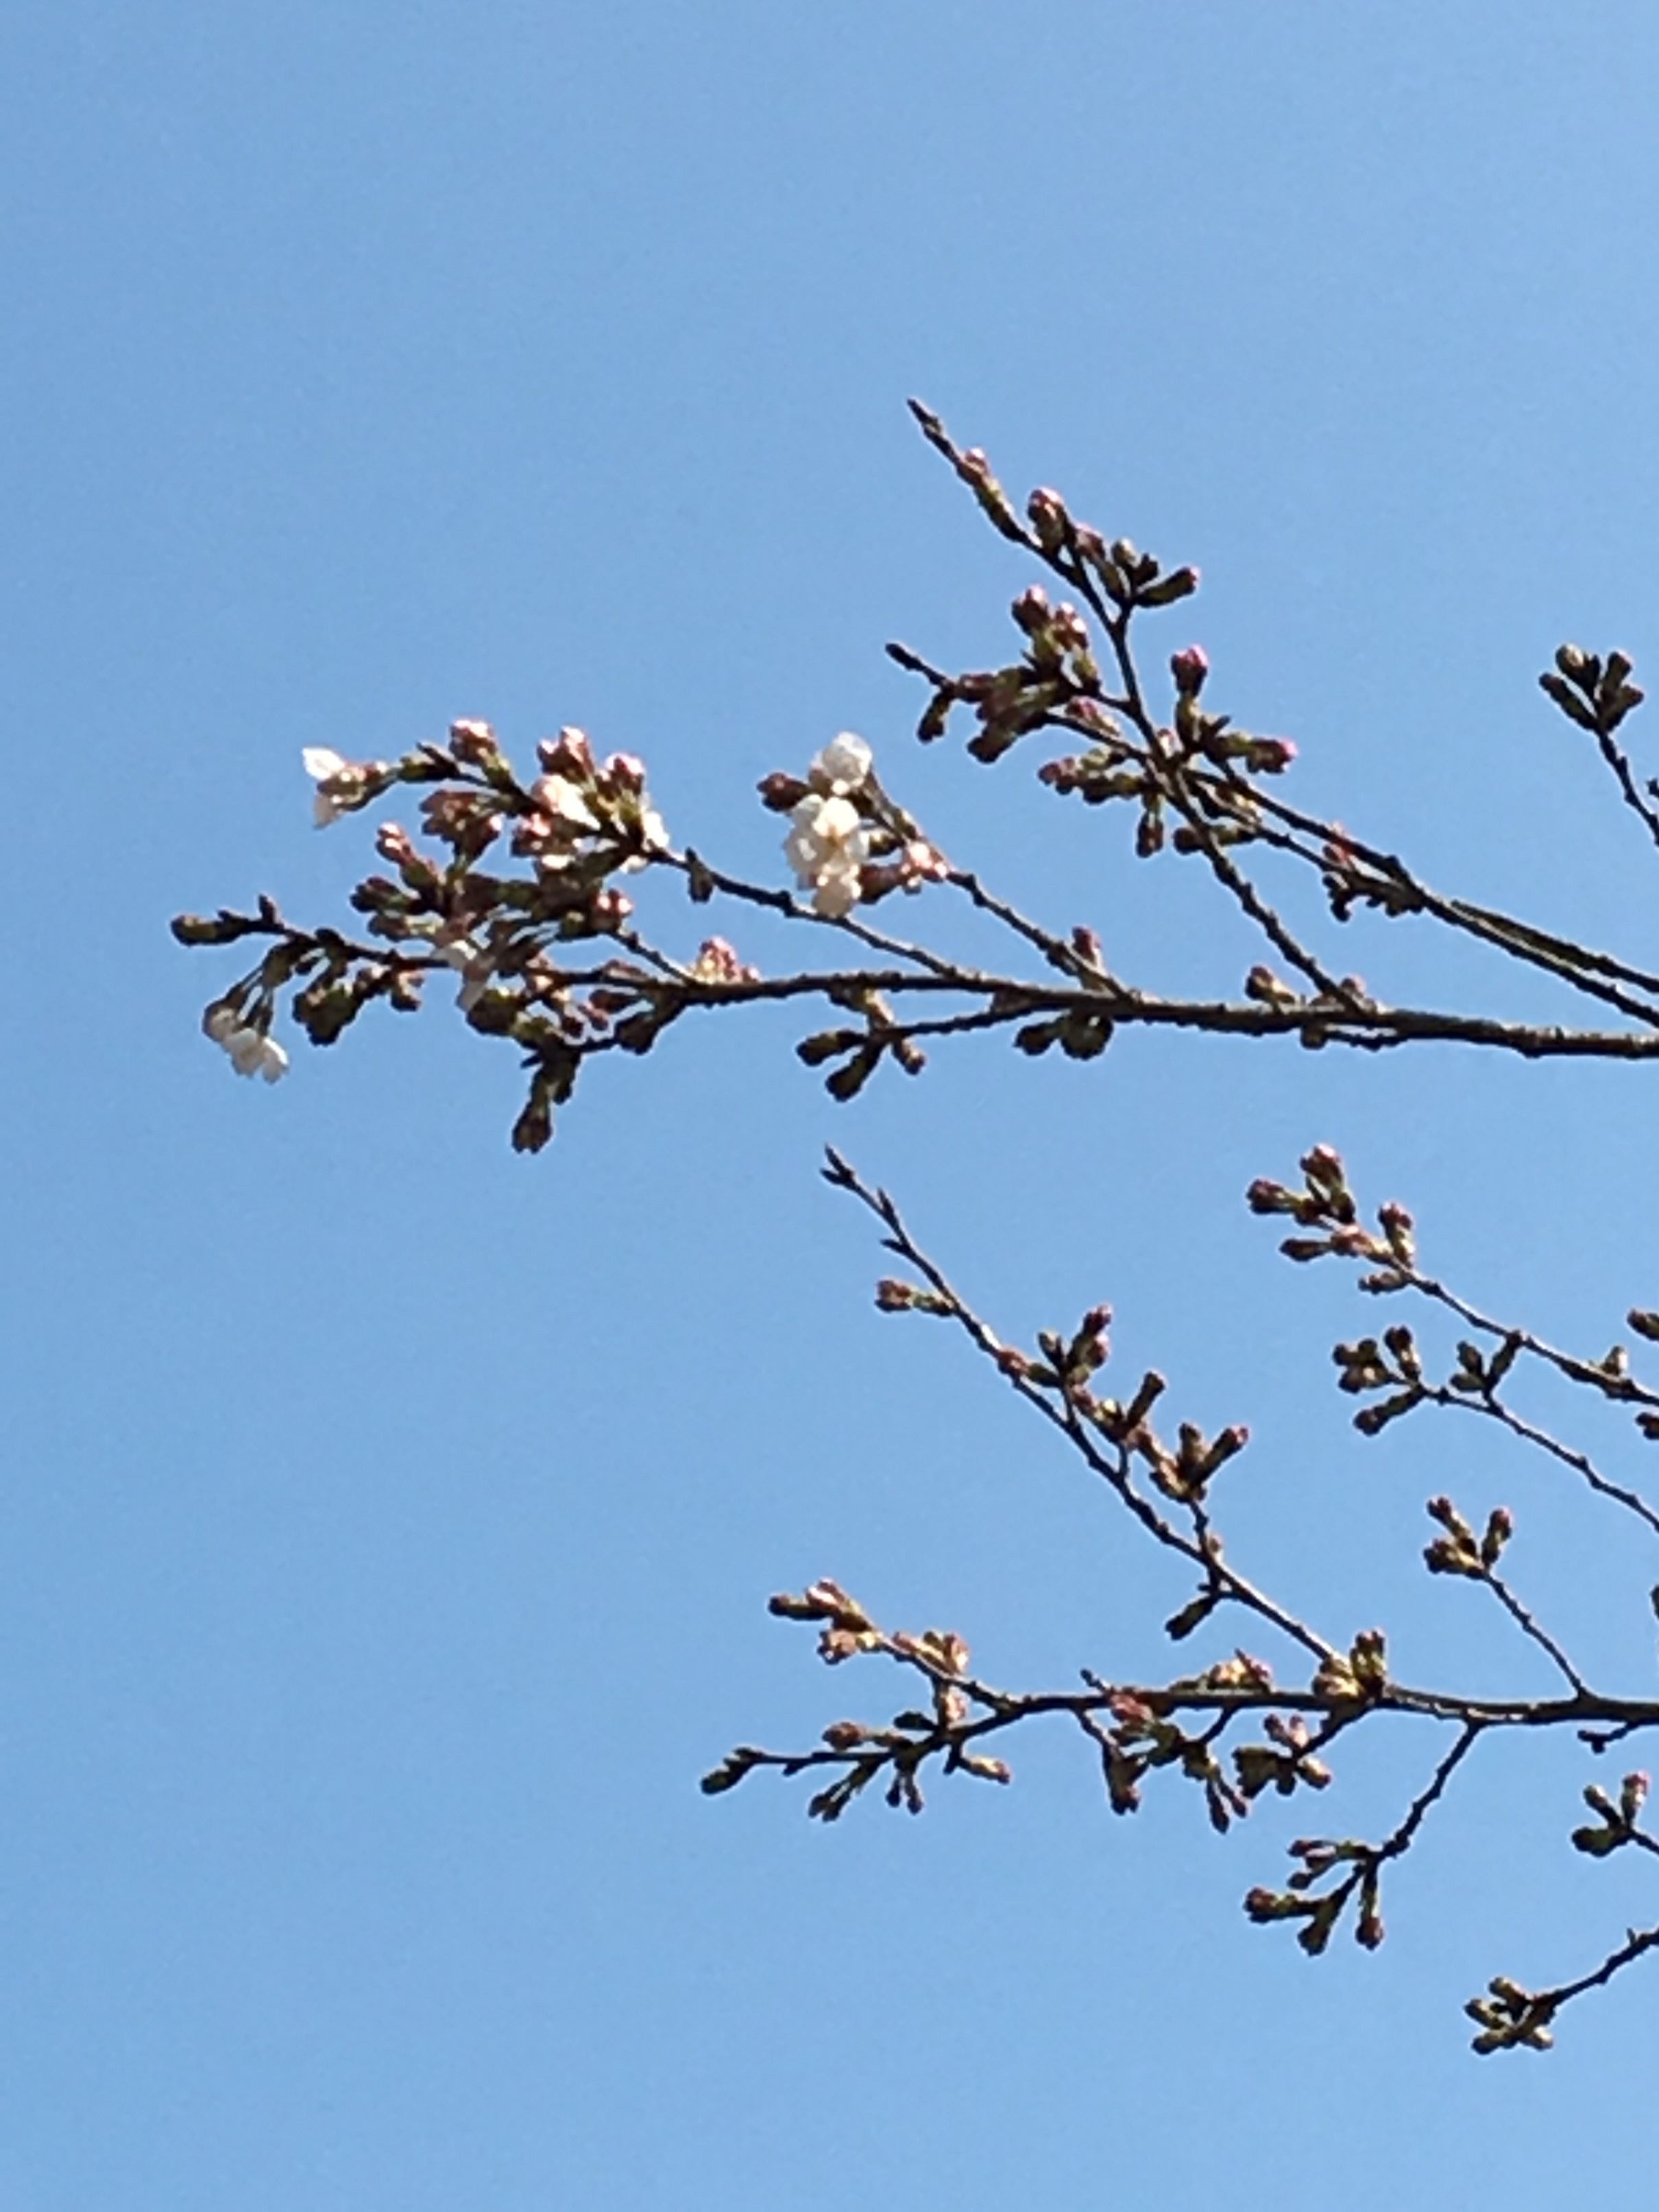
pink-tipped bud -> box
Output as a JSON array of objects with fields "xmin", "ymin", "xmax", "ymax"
[
  {"xmin": 537, "ymin": 726, "xmax": 595, "ymax": 778},
  {"xmin": 1011, "ymin": 584, "xmax": 1051, "ymax": 635},
  {"xmin": 448, "ymin": 719, "xmax": 498, "ymax": 764},
  {"xmin": 1026, "ymin": 486, "xmax": 1069, "ymax": 549},
  {"xmin": 1170, "ymin": 645, "xmax": 1209, "ymax": 697}
]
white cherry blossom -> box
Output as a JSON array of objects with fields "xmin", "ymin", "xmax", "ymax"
[
  {"xmin": 302, "ymin": 746, "xmax": 352, "ymax": 827},
  {"xmin": 808, "ymin": 731, "xmax": 873, "ymax": 795},
  {"xmin": 784, "ymin": 792, "xmax": 871, "ymax": 919},
  {"xmin": 205, "ymin": 1005, "xmax": 289, "ymax": 1082}
]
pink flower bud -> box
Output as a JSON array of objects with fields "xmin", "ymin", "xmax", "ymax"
[
  {"xmin": 537, "ymin": 726, "xmax": 595, "ymax": 778},
  {"xmin": 1011, "ymin": 584, "xmax": 1051, "ymax": 634},
  {"xmin": 448, "ymin": 719, "xmax": 498, "ymax": 764},
  {"xmin": 1170, "ymin": 645, "xmax": 1209, "ymax": 697}
]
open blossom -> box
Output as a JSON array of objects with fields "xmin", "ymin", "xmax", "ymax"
[
  {"xmin": 302, "ymin": 746, "xmax": 356, "ymax": 828},
  {"xmin": 204, "ymin": 1004, "xmax": 289, "ymax": 1083},
  {"xmin": 808, "ymin": 731, "xmax": 873, "ymax": 795},
  {"xmin": 784, "ymin": 792, "xmax": 871, "ymax": 919}
]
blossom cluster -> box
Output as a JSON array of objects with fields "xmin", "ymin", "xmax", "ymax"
[
  {"xmin": 777, "ymin": 732, "xmax": 873, "ymax": 917},
  {"xmin": 203, "ymin": 1002, "xmax": 288, "ymax": 1082},
  {"xmin": 769, "ymin": 732, "xmax": 947, "ymax": 918},
  {"xmin": 508, "ymin": 725, "xmax": 669, "ymax": 880}
]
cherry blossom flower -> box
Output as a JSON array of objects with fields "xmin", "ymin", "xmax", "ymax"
[
  {"xmin": 204, "ymin": 1004, "xmax": 289, "ymax": 1082},
  {"xmin": 808, "ymin": 731, "xmax": 873, "ymax": 795},
  {"xmin": 302, "ymin": 747, "xmax": 354, "ymax": 827},
  {"xmin": 784, "ymin": 792, "xmax": 872, "ymax": 918}
]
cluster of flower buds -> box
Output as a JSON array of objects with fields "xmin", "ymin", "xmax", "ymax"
[
  {"xmin": 1011, "ymin": 1002, "xmax": 1115, "ymax": 1060},
  {"xmin": 1422, "ymin": 1495, "xmax": 1514, "ymax": 1578},
  {"xmin": 1241, "ymin": 964, "xmax": 1374, "ymax": 1017},
  {"xmin": 1138, "ymin": 1419, "xmax": 1250, "ymax": 1506},
  {"xmin": 1248, "ymin": 1147, "xmax": 1417, "ymax": 1287},
  {"xmin": 1173, "ymin": 1650, "xmax": 1275, "ymax": 1696},
  {"xmin": 906, "ymin": 402, "xmax": 1199, "ymax": 612},
  {"xmin": 739, "ymin": 1580, "xmax": 999, "ymax": 1822},
  {"xmin": 1232, "ymin": 1712, "xmax": 1334, "ymax": 1803},
  {"xmin": 1571, "ymin": 1770, "xmax": 1650, "ymax": 1858},
  {"xmin": 1317, "ymin": 828, "xmax": 1422, "ymax": 924},
  {"xmin": 202, "ymin": 1000, "xmax": 289, "ymax": 1082},
  {"xmin": 1036, "ymin": 733, "xmax": 1151, "ymax": 810},
  {"xmin": 873, "ymin": 1277, "xmax": 954, "ymax": 1317},
  {"xmin": 1331, "ymin": 1324, "xmax": 1428, "ymax": 1435},
  {"xmin": 986, "ymin": 1305, "xmax": 1112, "ymax": 1393},
  {"xmin": 767, "ymin": 1578, "xmax": 883, "ymax": 1666},
  {"xmin": 899, "ymin": 584, "xmax": 1112, "ymax": 766},
  {"xmin": 1540, "ymin": 642, "xmax": 1645, "ymax": 737},
  {"xmin": 503, "ymin": 725, "xmax": 668, "ymax": 878},
  {"xmin": 890, "ymin": 1626, "xmax": 972, "ymax": 1679},
  {"xmin": 1246, "ymin": 1834, "xmax": 1385, "ymax": 1955},
  {"xmin": 1091, "ymin": 1690, "xmax": 1249, "ymax": 1833},
  {"xmin": 688, "ymin": 937, "xmax": 761, "ymax": 985},
  {"xmin": 1465, "ymin": 1977, "xmax": 1559, "ymax": 2054},
  {"xmin": 1071, "ymin": 530, "xmax": 1200, "ymax": 615},
  {"xmin": 1311, "ymin": 1628, "xmax": 1389, "ymax": 1704},
  {"xmin": 1162, "ymin": 643, "xmax": 1297, "ymax": 791},
  {"xmin": 186, "ymin": 718, "xmax": 681, "ymax": 1131}
]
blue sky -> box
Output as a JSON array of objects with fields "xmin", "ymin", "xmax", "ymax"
[{"xmin": 6, "ymin": 2, "xmax": 1659, "ymax": 2203}]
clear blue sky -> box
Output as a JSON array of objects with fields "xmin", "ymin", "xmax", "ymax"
[{"xmin": 5, "ymin": 3, "xmax": 1659, "ymax": 2203}]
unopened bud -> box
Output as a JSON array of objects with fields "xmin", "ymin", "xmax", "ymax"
[
  {"xmin": 448, "ymin": 719, "xmax": 499, "ymax": 764},
  {"xmin": 1170, "ymin": 645, "xmax": 1209, "ymax": 697},
  {"xmin": 537, "ymin": 726, "xmax": 595, "ymax": 777},
  {"xmin": 756, "ymin": 771, "xmax": 810, "ymax": 813},
  {"xmin": 1011, "ymin": 584, "xmax": 1051, "ymax": 634},
  {"xmin": 1026, "ymin": 486, "xmax": 1069, "ymax": 548}
]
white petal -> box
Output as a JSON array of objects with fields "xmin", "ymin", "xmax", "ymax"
[
  {"xmin": 226, "ymin": 1029, "xmax": 267, "ymax": 1077},
  {"xmin": 812, "ymin": 795, "xmax": 862, "ymax": 845},
  {"xmin": 783, "ymin": 827, "xmax": 821, "ymax": 883},
  {"xmin": 813, "ymin": 732, "xmax": 873, "ymax": 791},
  {"xmin": 812, "ymin": 863, "xmax": 864, "ymax": 919},
  {"xmin": 532, "ymin": 775, "xmax": 600, "ymax": 830},
  {"xmin": 256, "ymin": 1037, "xmax": 290, "ymax": 1083},
  {"xmin": 302, "ymin": 747, "xmax": 348, "ymax": 782}
]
